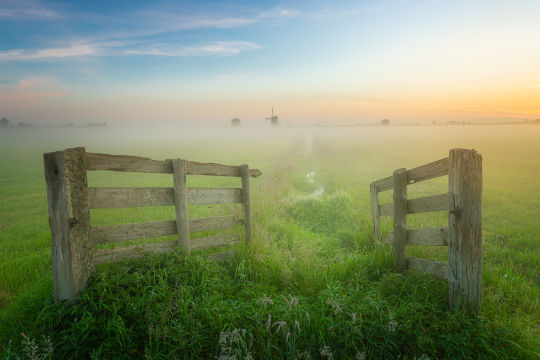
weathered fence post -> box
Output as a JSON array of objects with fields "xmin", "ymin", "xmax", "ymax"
[
  {"xmin": 393, "ymin": 168, "xmax": 408, "ymax": 272},
  {"xmin": 172, "ymin": 159, "xmax": 190, "ymax": 252},
  {"xmin": 44, "ymin": 147, "xmax": 93, "ymax": 302},
  {"xmin": 370, "ymin": 183, "xmax": 381, "ymax": 246},
  {"xmin": 448, "ymin": 149, "xmax": 482, "ymax": 313},
  {"xmin": 240, "ymin": 165, "xmax": 252, "ymax": 248}
]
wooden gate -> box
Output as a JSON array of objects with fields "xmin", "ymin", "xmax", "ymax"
[
  {"xmin": 44, "ymin": 147, "xmax": 261, "ymax": 302},
  {"xmin": 370, "ymin": 149, "xmax": 482, "ymax": 313}
]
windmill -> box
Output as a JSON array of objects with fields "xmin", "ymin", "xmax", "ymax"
[{"xmin": 265, "ymin": 107, "xmax": 279, "ymax": 126}]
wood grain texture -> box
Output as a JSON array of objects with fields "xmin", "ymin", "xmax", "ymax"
[
  {"xmin": 240, "ymin": 165, "xmax": 252, "ymax": 248},
  {"xmin": 407, "ymin": 257, "xmax": 448, "ymax": 280},
  {"xmin": 407, "ymin": 157, "xmax": 449, "ymax": 185},
  {"xmin": 371, "ymin": 176, "xmax": 393, "ymax": 193},
  {"xmin": 91, "ymin": 220, "xmax": 177, "ymax": 244},
  {"xmin": 94, "ymin": 234, "xmax": 240, "ymax": 265},
  {"xmin": 378, "ymin": 193, "xmax": 449, "ymax": 216},
  {"xmin": 448, "ymin": 149, "xmax": 482, "ymax": 313},
  {"xmin": 188, "ymin": 187, "xmax": 242, "ymax": 205},
  {"xmin": 407, "ymin": 227, "xmax": 448, "ymax": 246},
  {"xmin": 88, "ymin": 187, "xmax": 243, "ymax": 208},
  {"xmin": 85, "ymin": 152, "xmax": 262, "ymax": 177},
  {"xmin": 88, "ymin": 187, "xmax": 174, "ymax": 208},
  {"xmin": 90, "ymin": 216, "xmax": 243, "ymax": 244},
  {"xmin": 94, "ymin": 241, "xmax": 177, "ymax": 265},
  {"xmin": 172, "ymin": 159, "xmax": 190, "ymax": 251},
  {"xmin": 371, "ymin": 157, "xmax": 449, "ymax": 192},
  {"xmin": 407, "ymin": 193, "xmax": 450, "ymax": 214},
  {"xmin": 44, "ymin": 147, "xmax": 93, "ymax": 301},
  {"xmin": 190, "ymin": 216, "xmax": 243, "ymax": 233},
  {"xmin": 86, "ymin": 152, "xmax": 172, "ymax": 173},
  {"xmin": 190, "ymin": 234, "xmax": 240, "ymax": 251},
  {"xmin": 393, "ymin": 168, "xmax": 407, "ymax": 272},
  {"xmin": 188, "ymin": 161, "xmax": 262, "ymax": 178},
  {"xmin": 370, "ymin": 183, "xmax": 382, "ymax": 245}
]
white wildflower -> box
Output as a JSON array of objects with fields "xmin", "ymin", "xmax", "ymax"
[
  {"xmin": 21, "ymin": 333, "xmax": 39, "ymax": 360},
  {"xmin": 320, "ymin": 345, "xmax": 334, "ymax": 360},
  {"xmin": 43, "ymin": 336, "xmax": 54, "ymax": 357},
  {"xmin": 282, "ymin": 294, "xmax": 299, "ymax": 309},
  {"xmin": 295, "ymin": 350, "xmax": 312, "ymax": 360},
  {"xmin": 387, "ymin": 320, "xmax": 398, "ymax": 332},
  {"xmin": 259, "ymin": 294, "xmax": 274, "ymax": 307},
  {"xmin": 326, "ymin": 299, "xmax": 342, "ymax": 315},
  {"xmin": 355, "ymin": 351, "xmax": 366, "ymax": 360},
  {"xmin": 273, "ymin": 320, "xmax": 287, "ymax": 334}
]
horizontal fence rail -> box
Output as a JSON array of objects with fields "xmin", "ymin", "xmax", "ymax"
[
  {"xmin": 91, "ymin": 216, "xmax": 243, "ymax": 244},
  {"xmin": 88, "ymin": 187, "xmax": 243, "ymax": 208},
  {"xmin": 86, "ymin": 152, "xmax": 262, "ymax": 177},
  {"xmin": 369, "ymin": 149, "xmax": 482, "ymax": 314},
  {"xmin": 94, "ymin": 234, "xmax": 240, "ymax": 265},
  {"xmin": 378, "ymin": 193, "xmax": 450, "ymax": 216},
  {"xmin": 44, "ymin": 147, "xmax": 261, "ymax": 302},
  {"xmin": 371, "ymin": 157, "xmax": 449, "ymax": 192}
]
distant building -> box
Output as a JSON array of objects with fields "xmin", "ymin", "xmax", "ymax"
[
  {"xmin": 230, "ymin": 117, "xmax": 241, "ymax": 126},
  {"xmin": 87, "ymin": 122, "xmax": 107, "ymax": 127},
  {"xmin": 381, "ymin": 119, "xmax": 390, "ymax": 125},
  {"xmin": 265, "ymin": 107, "xmax": 279, "ymax": 126}
]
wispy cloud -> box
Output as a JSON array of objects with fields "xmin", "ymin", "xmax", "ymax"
[
  {"xmin": 124, "ymin": 41, "xmax": 261, "ymax": 57},
  {"xmin": 135, "ymin": 6, "xmax": 298, "ymax": 33},
  {"xmin": 0, "ymin": 5, "xmax": 289, "ymax": 62},
  {"xmin": 0, "ymin": 44, "xmax": 98, "ymax": 61},
  {"xmin": 0, "ymin": 40, "xmax": 261, "ymax": 61},
  {"xmin": 0, "ymin": 0, "xmax": 61, "ymax": 19}
]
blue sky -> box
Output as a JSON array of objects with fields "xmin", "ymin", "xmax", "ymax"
[{"xmin": 1, "ymin": 0, "xmax": 539, "ymax": 124}]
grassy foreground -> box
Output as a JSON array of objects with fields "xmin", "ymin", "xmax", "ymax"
[{"xmin": 0, "ymin": 126, "xmax": 539, "ymax": 359}]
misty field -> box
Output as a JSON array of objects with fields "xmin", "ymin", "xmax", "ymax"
[{"xmin": 0, "ymin": 125, "xmax": 539, "ymax": 359}]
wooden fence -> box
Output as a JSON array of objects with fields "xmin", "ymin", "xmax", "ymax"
[
  {"xmin": 370, "ymin": 149, "xmax": 482, "ymax": 313},
  {"xmin": 44, "ymin": 147, "xmax": 261, "ymax": 302}
]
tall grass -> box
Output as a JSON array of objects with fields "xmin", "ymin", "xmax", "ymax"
[{"xmin": 0, "ymin": 125, "xmax": 539, "ymax": 358}]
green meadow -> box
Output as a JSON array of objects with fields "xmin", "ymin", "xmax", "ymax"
[{"xmin": 0, "ymin": 125, "xmax": 539, "ymax": 359}]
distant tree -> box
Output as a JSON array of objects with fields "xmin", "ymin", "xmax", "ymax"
[
  {"xmin": 381, "ymin": 119, "xmax": 390, "ymax": 125},
  {"xmin": 0, "ymin": 117, "xmax": 9, "ymax": 127},
  {"xmin": 230, "ymin": 117, "xmax": 241, "ymax": 126},
  {"xmin": 17, "ymin": 122, "xmax": 26, "ymax": 128}
]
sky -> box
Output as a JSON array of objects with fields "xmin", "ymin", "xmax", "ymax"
[{"xmin": 0, "ymin": 0, "xmax": 539, "ymax": 125}]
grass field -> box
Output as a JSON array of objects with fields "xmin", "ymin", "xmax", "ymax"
[{"xmin": 0, "ymin": 125, "xmax": 539, "ymax": 359}]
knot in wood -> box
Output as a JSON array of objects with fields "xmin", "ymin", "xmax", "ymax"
[{"xmin": 68, "ymin": 217, "xmax": 80, "ymax": 227}]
